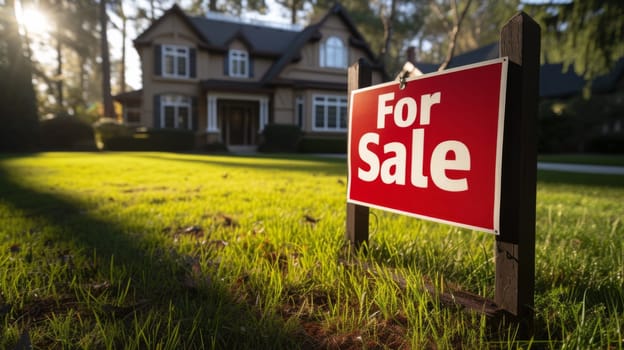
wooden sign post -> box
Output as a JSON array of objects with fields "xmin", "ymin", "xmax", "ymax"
[
  {"xmin": 345, "ymin": 12, "xmax": 540, "ymax": 332},
  {"xmin": 495, "ymin": 12, "xmax": 540, "ymax": 331},
  {"xmin": 346, "ymin": 58, "xmax": 372, "ymax": 249}
]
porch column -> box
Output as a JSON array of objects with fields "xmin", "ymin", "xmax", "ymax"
[
  {"xmin": 259, "ymin": 97, "xmax": 268, "ymax": 132},
  {"xmin": 206, "ymin": 95, "xmax": 219, "ymax": 132}
]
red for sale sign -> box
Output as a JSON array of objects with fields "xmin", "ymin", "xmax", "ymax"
[{"xmin": 347, "ymin": 58, "xmax": 508, "ymax": 234}]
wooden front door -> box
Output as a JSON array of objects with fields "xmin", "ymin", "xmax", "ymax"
[{"xmin": 218, "ymin": 100, "xmax": 259, "ymax": 146}]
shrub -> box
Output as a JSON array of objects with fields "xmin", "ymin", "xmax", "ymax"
[
  {"xmin": 258, "ymin": 124, "xmax": 302, "ymax": 153},
  {"xmin": 97, "ymin": 127, "xmax": 196, "ymax": 151},
  {"xmin": 40, "ymin": 115, "xmax": 96, "ymax": 150},
  {"xmin": 298, "ymin": 136, "xmax": 347, "ymax": 154},
  {"xmin": 145, "ymin": 128, "xmax": 196, "ymax": 151},
  {"xmin": 586, "ymin": 134, "xmax": 624, "ymax": 154},
  {"xmin": 203, "ymin": 142, "xmax": 228, "ymax": 152},
  {"xmin": 93, "ymin": 119, "xmax": 134, "ymax": 150}
]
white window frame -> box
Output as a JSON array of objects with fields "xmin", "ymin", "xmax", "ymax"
[
  {"xmin": 320, "ymin": 36, "xmax": 347, "ymax": 69},
  {"xmin": 312, "ymin": 95, "xmax": 348, "ymax": 132},
  {"xmin": 162, "ymin": 45, "xmax": 189, "ymax": 78},
  {"xmin": 161, "ymin": 95, "xmax": 192, "ymax": 130},
  {"xmin": 229, "ymin": 49, "xmax": 249, "ymax": 78}
]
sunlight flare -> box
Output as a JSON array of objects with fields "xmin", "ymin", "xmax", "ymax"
[{"xmin": 15, "ymin": 2, "xmax": 51, "ymax": 37}]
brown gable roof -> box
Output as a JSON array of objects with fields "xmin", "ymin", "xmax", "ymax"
[
  {"xmin": 134, "ymin": 3, "xmax": 386, "ymax": 84},
  {"xmin": 133, "ymin": 4, "xmax": 211, "ymax": 48},
  {"xmin": 188, "ymin": 16, "xmax": 300, "ymax": 57}
]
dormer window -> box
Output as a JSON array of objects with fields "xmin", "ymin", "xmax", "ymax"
[
  {"xmin": 229, "ymin": 50, "xmax": 249, "ymax": 78},
  {"xmin": 162, "ymin": 45, "xmax": 190, "ymax": 78},
  {"xmin": 320, "ymin": 36, "xmax": 347, "ymax": 69}
]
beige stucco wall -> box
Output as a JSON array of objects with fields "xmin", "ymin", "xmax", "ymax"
[{"xmin": 273, "ymin": 88, "xmax": 295, "ymax": 125}]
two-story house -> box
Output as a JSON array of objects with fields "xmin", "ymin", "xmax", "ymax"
[{"xmin": 114, "ymin": 3, "xmax": 386, "ymax": 151}]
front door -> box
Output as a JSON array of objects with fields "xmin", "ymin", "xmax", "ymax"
[{"xmin": 219, "ymin": 100, "xmax": 259, "ymax": 146}]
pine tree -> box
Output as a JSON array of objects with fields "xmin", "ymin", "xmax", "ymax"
[
  {"xmin": 0, "ymin": 0, "xmax": 40, "ymax": 151},
  {"xmin": 525, "ymin": 0, "xmax": 624, "ymax": 82}
]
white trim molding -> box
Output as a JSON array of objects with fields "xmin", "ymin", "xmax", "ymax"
[{"xmin": 205, "ymin": 93, "xmax": 270, "ymax": 133}]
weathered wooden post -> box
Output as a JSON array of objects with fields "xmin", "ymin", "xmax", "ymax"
[
  {"xmin": 496, "ymin": 12, "xmax": 540, "ymax": 332},
  {"xmin": 346, "ymin": 58, "xmax": 372, "ymax": 248}
]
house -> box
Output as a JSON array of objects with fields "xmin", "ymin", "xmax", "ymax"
[{"xmin": 114, "ymin": 4, "xmax": 386, "ymax": 151}]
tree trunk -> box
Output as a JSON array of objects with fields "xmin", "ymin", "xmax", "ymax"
[
  {"xmin": 380, "ymin": 0, "xmax": 398, "ymax": 68},
  {"xmin": 0, "ymin": 0, "xmax": 39, "ymax": 150},
  {"xmin": 100, "ymin": 0, "xmax": 115, "ymax": 120},
  {"xmin": 55, "ymin": 34, "xmax": 64, "ymax": 111},
  {"xmin": 290, "ymin": 1, "xmax": 297, "ymax": 25},
  {"xmin": 438, "ymin": 0, "xmax": 473, "ymax": 71},
  {"xmin": 120, "ymin": 2, "xmax": 127, "ymax": 93}
]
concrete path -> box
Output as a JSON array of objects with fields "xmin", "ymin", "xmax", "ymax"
[{"xmin": 537, "ymin": 162, "xmax": 624, "ymax": 175}]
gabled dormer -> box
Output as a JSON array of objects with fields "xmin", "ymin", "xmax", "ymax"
[{"xmin": 223, "ymin": 32, "xmax": 254, "ymax": 79}]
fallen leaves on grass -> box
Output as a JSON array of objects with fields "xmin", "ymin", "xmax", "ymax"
[
  {"xmin": 303, "ymin": 215, "xmax": 319, "ymax": 226},
  {"xmin": 180, "ymin": 255, "xmax": 213, "ymax": 291},
  {"xmin": 172, "ymin": 225, "xmax": 204, "ymax": 243},
  {"xmin": 216, "ymin": 213, "xmax": 238, "ymax": 228},
  {"xmin": 300, "ymin": 316, "xmax": 410, "ymax": 350}
]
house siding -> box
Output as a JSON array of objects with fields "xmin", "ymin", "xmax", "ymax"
[{"xmin": 273, "ymin": 88, "xmax": 295, "ymax": 125}]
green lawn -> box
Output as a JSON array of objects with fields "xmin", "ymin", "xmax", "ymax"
[{"xmin": 0, "ymin": 152, "xmax": 622, "ymax": 349}]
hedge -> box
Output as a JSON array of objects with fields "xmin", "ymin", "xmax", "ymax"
[
  {"xmin": 40, "ymin": 116, "xmax": 96, "ymax": 150},
  {"xmin": 298, "ymin": 136, "xmax": 347, "ymax": 154},
  {"xmin": 94, "ymin": 123, "xmax": 196, "ymax": 151},
  {"xmin": 586, "ymin": 134, "xmax": 624, "ymax": 154},
  {"xmin": 258, "ymin": 124, "xmax": 302, "ymax": 153}
]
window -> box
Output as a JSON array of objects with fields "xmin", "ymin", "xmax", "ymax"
[
  {"xmin": 124, "ymin": 103, "xmax": 141, "ymax": 124},
  {"xmin": 229, "ymin": 50, "xmax": 249, "ymax": 78},
  {"xmin": 161, "ymin": 95, "xmax": 192, "ymax": 129},
  {"xmin": 320, "ymin": 36, "xmax": 347, "ymax": 69},
  {"xmin": 313, "ymin": 95, "xmax": 347, "ymax": 131},
  {"xmin": 162, "ymin": 45, "xmax": 189, "ymax": 78}
]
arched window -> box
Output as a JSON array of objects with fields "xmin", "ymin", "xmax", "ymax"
[{"xmin": 320, "ymin": 36, "xmax": 347, "ymax": 69}]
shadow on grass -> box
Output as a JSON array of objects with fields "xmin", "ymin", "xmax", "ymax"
[
  {"xmin": 133, "ymin": 152, "xmax": 347, "ymax": 176},
  {"xmin": 0, "ymin": 163, "xmax": 304, "ymax": 349}
]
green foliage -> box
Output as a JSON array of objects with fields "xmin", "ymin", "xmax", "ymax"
[
  {"xmin": 298, "ymin": 136, "xmax": 347, "ymax": 153},
  {"xmin": 538, "ymin": 92, "xmax": 624, "ymax": 153},
  {"xmin": 414, "ymin": 0, "xmax": 520, "ymax": 67},
  {"xmin": 525, "ymin": 0, "xmax": 624, "ymax": 82},
  {"xmin": 39, "ymin": 115, "xmax": 96, "ymax": 150},
  {"xmin": 0, "ymin": 153, "xmax": 622, "ymax": 348},
  {"xmin": 93, "ymin": 118, "xmax": 135, "ymax": 149},
  {"xmin": 258, "ymin": 124, "xmax": 302, "ymax": 153},
  {"xmin": 96, "ymin": 127, "xmax": 196, "ymax": 151}
]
